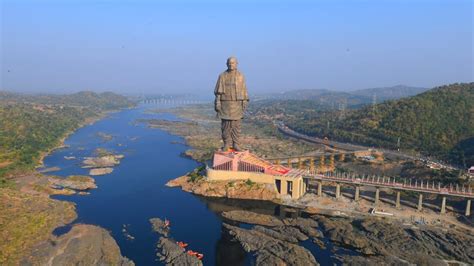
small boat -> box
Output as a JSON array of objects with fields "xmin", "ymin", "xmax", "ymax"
[
  {"xmin": 177, "ymin": 241, "xmax": 188, "ymax": 248},
  {"xmin": 187, "ymin": 250, "xmax": 197, "ymax": 256},
  {"xmin": 187, "ymin": 250, "xmax": 204, "ymax": 260}
]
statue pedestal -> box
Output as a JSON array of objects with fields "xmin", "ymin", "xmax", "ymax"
[
  {"xmin": 211, "ymin": 150, "xmax": 289, "ymax": 175},
  {"xmin": 208, "ymin": 150, "xmax": 306, "ymax": 199}
]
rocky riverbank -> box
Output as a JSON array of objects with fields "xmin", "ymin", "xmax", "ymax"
[
  {"xmin": 166, "ymin": 170, "xmax": 474, "ymax": 264},
  {"xmin": 166, "ymin": 175, "xmax": 279, "ymax": 201},
  {"xmin": 220, "ymin": 209, "xmax": 474, "ymax": 265},
  {"xmin": 1, "ymin": 148, "xmax": 130, "ymax": 264},
  {"xmin": 48, "ymin": 175, "xmax": 97, "ymax": 194},
  {"xmin": 140, "ymin": 103, "xmax": 320, "ymax": 163},
  {"xmin": 23, "ymin": 224, "xmax": 133, "ymax": 265},
  {"xmin": 0, "ymin": 172, "xmax": 133, "ymax": 264}
]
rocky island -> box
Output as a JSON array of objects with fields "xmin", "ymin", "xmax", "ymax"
[{"xmin": 82, "ymin": 149, "xmax": 124, "ymax": 176}]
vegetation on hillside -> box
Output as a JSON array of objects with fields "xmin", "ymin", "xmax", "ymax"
[
  {"xmin": 0, "ymin": 91, "xmax": 134, "ymax": 177},
  {"xmin": 275, "ymin": 83, "xmax": 473, "ymax": 167}
]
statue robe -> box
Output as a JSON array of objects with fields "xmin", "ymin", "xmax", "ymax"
[{"xmin": 214, "ymin": 70, "xmax": 249, "ymax": 120}]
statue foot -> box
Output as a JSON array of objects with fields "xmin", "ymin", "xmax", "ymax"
[
  {"xmin": 221, "ymin": 144, "xmax": 232, "ymax": 152},
  {"xmin": 233, "ymin": 144, "xmax": 243, "ymax": 152}
]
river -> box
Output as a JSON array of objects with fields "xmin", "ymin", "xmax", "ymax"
[{"xmin": 42, "ymin": 104, "xmax": 336, "ymax": 265}]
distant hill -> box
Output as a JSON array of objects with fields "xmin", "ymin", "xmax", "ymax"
[
  {"xmin": 350, "ymin": 85, "xmax": 429, "ymax": 102},
  {"xmin": 256, "ymin": 85, "xmax": 428, "ymax": 109},
  {"xmin": 0, "ymin": 91, "xmax": 135, "ymax": 111},
  {"xmin": 284, "ymin": 83, "xmax": 474, "ymax": 167},
  {"xmin": 258, "ymin": 89, "xmax": 368, "ymax": 105}
]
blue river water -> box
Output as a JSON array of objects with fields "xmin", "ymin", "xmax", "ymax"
[{"xmin": 42, "ymin": 104, "xmax": 341, "ymax": 265}]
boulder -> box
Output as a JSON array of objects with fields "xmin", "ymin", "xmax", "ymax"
[
  {"xmin": 24, "ymin": 224, "xmax": 133, "ymax": 265},
  {"xmin": 223, "ymin": 223, "xmax": 319, "ymax": 266},
  {"xmin": 221, "ymin": 210, "xmax": 284, "ymax": 227}
]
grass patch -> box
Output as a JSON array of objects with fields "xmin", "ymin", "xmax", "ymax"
[
  {"xmin": 188, "ymin": 165, "xmax": 206, "ymax": 183},
  {"xmin": 0, "ymin": 188, "xmax": 76, "ymax": 264},
  {"xmin": 245, "ymin": 178, "xmax": 256, "ymax": 187},
  {"xmin": 67, "ymin": 175, "xmax": 93, "ymax": 182},
  {"xmin": 226, "ymin": 181, "xmax": 235, "ymax": 188},
  {"xmin": 0, "ymin": 177, "xmax": 14, "ymax": 189}
]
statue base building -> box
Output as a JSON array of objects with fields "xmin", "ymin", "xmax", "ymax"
[{"xmin": 207, "ymin": 150, "xmax": 309, "ymax": 199}]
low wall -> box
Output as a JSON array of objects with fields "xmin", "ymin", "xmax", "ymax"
[
  {"xmin": 207, "ymin": 168, "xmax": 276, "ymax": 183},
  {"xmin": 206, "ymin": 168, "xmax": 305, "ymax": 199}
]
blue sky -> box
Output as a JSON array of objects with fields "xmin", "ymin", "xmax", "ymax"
[{"xmin": 1, "ymin": 0, "xmax": 473, "ymax": 94}]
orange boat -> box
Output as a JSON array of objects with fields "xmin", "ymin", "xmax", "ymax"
[
  {"xmin": 177, "ymin": 241, "xmax": 188, "ymax": 248},
  {"xmin": 187, "ymin": 250, "xmax": 204, "ymax": 260}
]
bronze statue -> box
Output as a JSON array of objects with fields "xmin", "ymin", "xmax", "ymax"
[{"xmin": 214, "ymin": 57, "xmax": 249, "ymax": 151}]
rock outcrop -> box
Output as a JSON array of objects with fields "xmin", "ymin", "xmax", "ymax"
[
  {"xmin": 220, "ymin": 210, "xmax": 322, "ymax": 265},
  {"xmin": 82, "ymin": 154, "xmax": 123, "ymax": 168},
  {"xmin": 223, "ymin": 223, "xmax": 319, "ymax": 266},
  {"xmin": 89, "ymin": 167, "xmax": 114, "ymax": 176},
  {"xmin": 150, "ymin": 218, "xmax": 170, "ymax": 237},
  {"xmin": 222, "ymin": 210, "xmax": 284, "ymax": 226},
  {"xmin": 157, "ymin": 237, "xmax": 202, "ymax": 266},
  {"xmin": 49, "ymin": 175, "xmax": 97, "ymax": 191},
  {"xmin": 166, "ymin": 175, "xmax": 278, "ymax": 201},
  {"xmin": 82, "ymin": 153, "xmax": 123, "ymax": 176},
  {"xmin": 220, "ymin": 208, "xmax": 474, "ymax": 265},
  {"xmin": 24, "ymin": 224, "xmax": 134, "ymax": 265},
  {"xmin": 313, "ymin": 215, "xmax": 474, "ymax": 264},
  {"xmin": 150, "ymin": 218, "xmax": 203, "ymax": 266}
]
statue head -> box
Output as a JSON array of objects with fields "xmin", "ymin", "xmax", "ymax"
[{"xmin": 226, "ymin": 57, "xmax": 238, "ymax": 71}]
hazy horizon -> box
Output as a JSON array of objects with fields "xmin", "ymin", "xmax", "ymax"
[{"xmin": 1, "ymin": 0, "xmax": 473, "ymax": 94}]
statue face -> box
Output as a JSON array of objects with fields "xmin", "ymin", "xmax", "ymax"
[{"xmin": 227, "ymin": 58, "xmax": 238, "ymax": 71}]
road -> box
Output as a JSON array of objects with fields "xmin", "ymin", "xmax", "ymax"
[{"xmin": 275, "ymin": 121, "xmax": 460, "ymax": 170}]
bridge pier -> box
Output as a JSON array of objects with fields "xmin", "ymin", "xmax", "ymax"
[
  {"xmin": 298, "ymin": 157, "xmax": 303, "ymax": 169},
  {"xmin": 354, "ymin": 186, "xmax": 360, "ymax": 201},
  {"xmin": 418, "ymin": 194, "xmax": 423, "ymax": 212},
  {"xmin": 375, "ymin": 188, "xmax": 380, "ymax": 206},
  {"xmin": 395, "ymin": 191, "xmax": 401, "ymax": 209},
  {"xmin": 335, "ymin": 183, "xmax": 341, "ymax": 199},
  {"xmin": 317, "ymin": 181, "xmax": 323, "ymax": 197},
  {"xmin": 466, "ymin": 199, "xmax": 471, "ymax": 217},
  {"xmin": 309, "ymin": 158, "xmax": 315, "ymax": 171},
  {"xmin": 440, "ymin": 196, "xmax": 446, "ymax": 214}
]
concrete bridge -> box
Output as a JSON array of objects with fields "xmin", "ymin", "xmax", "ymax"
[
  {"xmin": 141, "ymin": 98, "xmax": 208, "ymax": 105},
  {"xmin": 299, "ymin": 170, "xmax": 473, "ymax": 216},
  {"xmin": 210, "ymin": 150, "xmax": 472, "ymax": 217}
]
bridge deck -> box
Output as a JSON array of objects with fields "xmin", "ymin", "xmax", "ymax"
[{"xmin": 299, "ymin": 170, "xmax": 474, "ymax": 199}]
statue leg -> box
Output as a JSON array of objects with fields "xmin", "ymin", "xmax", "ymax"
[
  {"xmin": 221, "ymin": 119, "xmax": 232, "ymax": 151},
  {"xmin": 231, "ymin": 119, "xmax": 242, "ymax": 151}
]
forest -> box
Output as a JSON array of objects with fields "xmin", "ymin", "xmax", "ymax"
[
  {"xmin": 252, "ymin": 83, "xmax": 474, "ymax": 167},
  {"xmin": 0, "ymin": 91, "xmax": 134, "ymax": 178}
]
